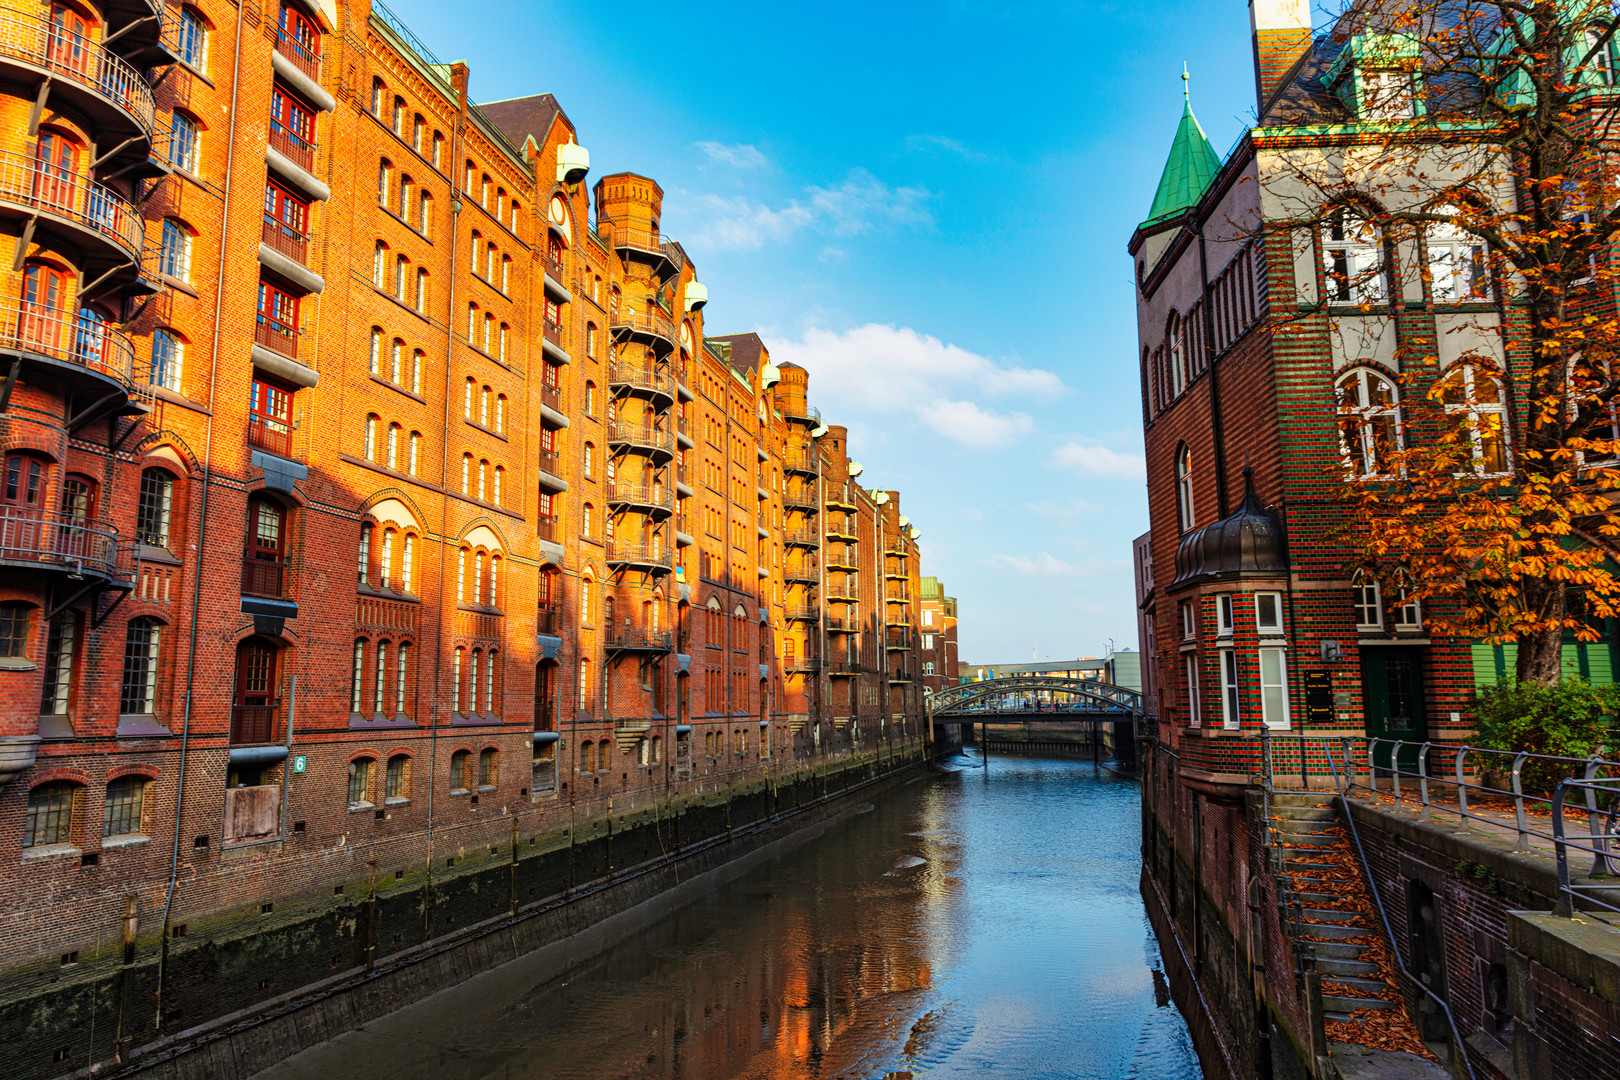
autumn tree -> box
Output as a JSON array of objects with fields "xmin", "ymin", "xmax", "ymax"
[{"xmin": 1290, "ymin": 0, "xmax": 1620, "ymax": 684}]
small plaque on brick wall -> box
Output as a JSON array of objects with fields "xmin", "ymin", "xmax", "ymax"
[{"xmin": 1304, "ymin": 672, "xmax": 1333, "ymax": 725}]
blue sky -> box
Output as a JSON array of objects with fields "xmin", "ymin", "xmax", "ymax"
[{"xmin": 386, "ymin": 0, "xmax": 1260, "ymax": 662}]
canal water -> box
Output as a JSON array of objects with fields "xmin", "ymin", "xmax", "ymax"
[{"xmin": 259, "ymin": 755, "xmax": 1201, "ymax": 1080}]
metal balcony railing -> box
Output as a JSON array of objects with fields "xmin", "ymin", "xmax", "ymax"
[
  {"xmin": 607, "ymin": 361, "xmax": 672, "ymax": 396},
  {"xmin": 241, "ymin": 556, "xmax": 288, "ymax": 598},
  {"xmin": 784, "ymin": 605, "xmax": 819, "ymax": 622},
  {"xmin": 826, "ymin": 584, "xmax": 860, "ymax": 601},
  {"xmin": 538, "ymin": 447, "xmax": 564, "ymax": 479},
  {"xmin": 230, "ymin": 702, "xmax": 281, "ymax": 745},
  {"xmin": 0, "ymin": 12, "xmax": 155, "ymax": 132},
  {"xmin": 783, "ymin": 449, "xmax": 819, "ymax": 474},
  {"xmin": 783, "ymin": 657, "xmax": 821, "ymax": 675},
  {"xmin": 536, "ymin": 605, "xmax": 562, "ymax": 635},
  {"xmin": 785, "ymin": 564, "xmax": 819, "ymax": 584},
  {"xmin": 0, "ymin": 506, "xmax": 132, "ymax": 581},
  {"xmin": 606, "ymin": 627, "xmax": 673, "ymax": 651},
  {"xmin": 247, "ymin": 411, "xmax": 294, "ymax": 457},
  {"xmin": 784, "ymin": 528, "xmax": 820, "ymax": 547},
  {"xmin": 543, "ymin": 317, "xmax": 563, "ymax": 350},
  {"xmin": 606, "ymin": 541, "xmax": 672, "ymax": 569},
  {"xmin": 254, "ymin": 312, "xmax": 302, "ymax": 359},
  {"xmin": 607, "ymin": 481, "xmax": 673, "ymax": 512},
  {"xmin": 609, "ymin": 307, "xmax": 675, "ymax": 345},
  {"xmin": 0, "ymin": 150, "xmax": 145, "ymax": 258},
  {"xmin": 536, "ymin": 514, "xmax": 557, "ymax": 541},
  {"xmin": 269, "ymin": 119, "xmax": 316, "ymax": 173},
  {"xmin": 0, "ymin": 300, "xmax": 143, "ymax": 391},
  {"xmin": 541, "ymin": 383, "xmax": 564, "ymax": 414},
  {"xmin": 545, "ymin": 252, "xmax": 564, "ymax": 282},
  {"xmin": 273, "ymin": 27, "xmax": 321, "ymax": 81},
  {"xmin": 607, "ymin": 423, "xmax": 673, "ymax": 454},
  {"xmin": 784, "ymin": 486, "xmax": 818, "ymax": 509},
  {"xmin": 261, "ymin": 214, "xmax": 311, "ymax": 266}
]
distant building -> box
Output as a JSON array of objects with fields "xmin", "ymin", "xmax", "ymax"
[
  {"xmin": 958, "ymin": 659, "xmax": 1107, "ymax": 683},
  {"xmin": 918, "ymin": 577, "xmax": 958, "ymax": 694}
]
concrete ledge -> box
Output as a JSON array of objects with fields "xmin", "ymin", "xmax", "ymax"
[
  {"xmin": 538, "ymin": 402, "xmax": 569, "ymax": 428},
  {"xmin": 250, "ymin": 345, "xmax": 318, "ymax": 389},
  {"xmin": 266, "ymin": 146, "xmax": 331, "ymax": 203},
  {"xmin": 270, "ymin": 49, "xmax": 336, "ymax": 113},
  {"xmin": 1508, "ymin": 911, "xmax": 1620, "ymax": 1008},
  {"xmin": 1341, "ymin": 796, "xmax": 1561, "ymax": 905},
  {"xmin": 258, "ymin": 243, "xmax": 325, "ymax": 295}
]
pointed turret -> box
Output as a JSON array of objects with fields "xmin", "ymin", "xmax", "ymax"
[{"xmin": 1141, "ymin": 70, "xmax": 1224, "ymax": 229}]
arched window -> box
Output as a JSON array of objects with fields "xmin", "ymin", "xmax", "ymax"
[
  {"xmin": 456, "ymin": 547, "xmax": 468, "ymax": 603},
  {"xmin": 1174, "ymin": 445, "xmax": 1194, "ymax": 533},
  {"xmin": 464, "ymin": 376, "xmax": 475, "ymax": 419},
  {"xmin": 351, "ymin": 640, "xmax": 365, "ymax": 711},
  {"xmin": 579, "ymin": 739, "xmax": 594, "ymax": 773},
  {"xmin": 401, "ymin": 533, "xmax": 415, "ymax": 591},
  {"xmin": 415, "ymin": 267, "xmax": 428, "ymax": 312},
  {"xmin": 478, "ymin": 458, "xmax": 488, "ymax": 501},
  {"xmin": 159, "ymin": 219, "xmax": 193, "ymax": 280},
  {"xmin": 469, "ymin": 650, "xmax": 481, "ymax": 713},
  {"xmin": 152, "ymin": 328, "xmax": 185, "ymax": 391},
  {"xmin": 377, "ymin": 159, "xmax": 392, "ymax": 206},
  {"xmin": 103, "ymin": 775, "xmax": 147, "ymax": 837},
  {"xmin": 373, "ymin": 642, "xmax": 387, "ymax": 714},
  {"xmin": 499, "ymin": 322, "xmax": 509, "ymax": 361},
  {"xmin": 582, "ymin": 502, "xmax": 594, "ymax": 539},
  {"xmin": 364, "ymin": 414, "xmax": 378, "ymax": 459},
  {"xmin": 349, "ymin": 756, "xmax": 375, "ymax": 807},
  {"xmin": 358, "ymin": 522, "xmax": 372, "ymax": 585},
  {"xmin": 580, "ymin": 655, "xmax": 593, "ymax": 712},
  {"xmin": 1428, "ymin": 216, "xmax": 1488, "ymax": 301},
  {"xmin": 1336, "ymin": 368, "xmax": 1403, "ymax": 477},
  {"xmin": 412, "ymin": 350, "xmax": 424, "ymax": 393},
  {"xmin": 373, "ymin": 241, "xmax": 387, "ymax": 286},
  {"xmin": 586, "ymin": 323, "xmax": 597, "ymax": 359},
  {"xmin": 466, "ymin": 302, "xmax": 478, "ymax": 342},
  {"xmin": 369, "ymin": 327, "xmax": 383, "ymax": 374},
  {"xmin": 480, "ymin": 385, "xmax": 491, "ymax": 426},
  {"xmin": 395, "ymin": 642, "xmax": 410, "ymax": 715},
  {"xmin": 380, "ymin": 527, "xmax": 395, "ymax": 586},
  {"xmin": 450, "ymin": 748, "xmax": 471, "ymax": 792},
  {"xmin": 501, "ymin": 255, "xmax": 511, "ymax": 293},
  {"xmin": 451, "ymin": 649, "xmax": 464, "ymax": 715},
  {"xmin": 136, "ymin": 468, "xmax": 175, "ymax": 547},
  {"xmin": 119, "ymin": 617, "xmax": 161, "ymax": 714},
  {"xmin": 170, "ymin": 111, "xmax": 200, "ymax": 173},
  {"xmin": 598, "ymin": 740, "xmax": 611, "ymax": 772},
  {"xmin": 398, "ymin": 174, "xmax": 413, "ymax": 219},
  {"xmin": 585, "ymin": 380, "xmax": 596, "ymax": 415},
  {"xmin": 370, "ymin": 77, "xmax": 385, "ymax": 115},
  {"xmin": 461, "ymin": 452, "xmax": 471, "ymax": 494},
  {"xmin": 392, "ymin": 96, "xmax": 405, "ymax": 134},
  {"xmin": 408, "ymin": 431, "xmax": 421, "ymax": 475},
  {"xmin": 583, "ymin": 442, "xmax": 594, "ymax": 478},
  {"xmin": 581, "ymin": 577, "xmax": 593, "ymax": 623},
  {"xmin": 1167, "ymin": 312, "xmax": 1184, "ymax": 397},
  {"xmin": 412, "ymin": 113, "xmax": 425, "ymax": 151},
  {"xmin": 394, "ymin": 254, "xmax": 408, "ymax": 301},
  {"xmin": 469, "ymin": 230, "xmax": 481, "ymax": 273},
  {"xmin": 488, "ymin": 554, "xmax": 500, "ymax": 607},
  {"xmin": 1437, "ymin": 366, "xmax": 1510, "ymax": 474},
  {"xmin": 494, "ymin": 465, "xmax": 504, "ymax": 506},
  {"xmin": 386, "ymin": 423, "xmax": 400, "ymax": 469},
  {"xmin": 1324, "ymin": 207, "xmax": 1385, "ymax": 305},
  {"xmin": 175, "ymin": 6, "xmax": 208, "ymax": 70},
  {"xmin": 24, "ymin": 781, "xmax": 80, "ymax": 848},
  {"xmin": 479, "ymin": 746, "xmax": 499, "ymax": 788},
  {"xmin": 419, "ymin": 192, "xmax": 433, "ymax": 237},
  {"xmin": 387, "ymin": 752, "xmax": 410, "ymax": 798},
  {"xmin": 495, "ymin": 394, "xmax": 506, "ymax": 433},
  {"xmin": 389, "ymin": 338, "xmax": 403, "ymax": 383}
]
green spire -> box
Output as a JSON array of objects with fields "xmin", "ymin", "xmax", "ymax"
[{"xmin": 1142, "ymin": 68, "xmax": 1223, "ymax": 228}]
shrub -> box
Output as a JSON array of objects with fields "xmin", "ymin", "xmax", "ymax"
[{"xmin": 1471, "ymin": 679, "xmax": 1620, "ymax": 794}]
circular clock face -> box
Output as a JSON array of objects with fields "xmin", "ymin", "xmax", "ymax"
[{"xmin": 548, "ymin": 195, "xmax": 567, "ymax": 225}]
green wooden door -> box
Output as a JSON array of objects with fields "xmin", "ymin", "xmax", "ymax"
[{"xmin": 1361, "ymin": 647, "xmax": 1428, "ymax": 774}]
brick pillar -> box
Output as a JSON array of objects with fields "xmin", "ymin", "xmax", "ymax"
[{"xmin": 1250, "ymin": 0, "xmax": 1312, "ymax": 110}]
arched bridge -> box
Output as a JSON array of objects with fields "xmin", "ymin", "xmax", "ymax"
[{"xmin": 927, "ymin": 676, "xmax": 1143, "ymax": 720}]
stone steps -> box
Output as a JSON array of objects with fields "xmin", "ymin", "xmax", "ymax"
[
  {"xmin": 1316, "ymin": 957, "xmax": 1381, "ymax": 979},
  {"xmin": 1301, "ymin": 907, "xmax": 1363, "ymax": 924},
  {"xmin": 1299, "ymin": 922, "xmax": 1376, "ymax": 940},
  {"xmin": 1321, "ymin": 974, "xmax": 1391, "ymax": 995},
  {"xmin": 1323, "ymin": 992, "xmax": 1396, "ymax": 1013}
]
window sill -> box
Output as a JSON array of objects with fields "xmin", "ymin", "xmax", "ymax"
[
  {"xmin": 464, "ymin": 419, "xmax": 508, "ymax": 442},
  {"xmin": 385, "ymin": 796, "xmax": 410, "ymax": 807},
  {"xmin": 138, "ymin": 544, "xmax": 182, "ymax": 566},
  {"xmin": 370, "ymin": 375, "xmax": 425, "ymax": 404},
  {"xmin": 449, "ymin": 788, "xmax": 470, "ymax": 797},
  {"xmin": 101, "ymin": 834, "xmax": 150, "ymax": 850},
  {"xmin": 0, "ymin": 657, "xmax": 37, "ymax": 671},
  {"xmin": 21, "ymin": 843, "xmax": 79, "ymax": 862},
  {"xmin": 380, "ymin": 206, "xmax": 433, "ymax": 245},
  {"xmin": 164, "ymin": 276, "xmax": 199, "ymax": 298},
  {"xmin": 477, "ymin": 784, "xmax": 496, "ymax": 794},
  {"xmin": 348, "ymin": 802, "xmax": 374, "ymax": 813}
]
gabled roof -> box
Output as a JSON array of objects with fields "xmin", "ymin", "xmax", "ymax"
[
  {"xmin": 478, "ymin": 93, "xmax": 573, "ymax": 152},
  {"xmin": 707, "ymin": 332, "xmax": 766, "ymax": 379},
  {"xmin": 1142, "ymin": 81, "xmax": 1224, "ymax": 229}
]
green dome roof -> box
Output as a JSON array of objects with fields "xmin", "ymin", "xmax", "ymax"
[{"xmin": 1142, "ymin": 77, "xmax": 1223, "ymax": 229}]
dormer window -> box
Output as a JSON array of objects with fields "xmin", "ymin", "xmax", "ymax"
[
  {"xmin": 1361, "ymin": 70, "xmax": 1414, "ymax": 120},
  {"xmin": 1586, "ymin": 27, "xmax": 1615, "ymax": 87}
]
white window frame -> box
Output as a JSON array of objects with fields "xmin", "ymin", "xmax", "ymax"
[
  {"xmin": 1218, "ymin": 649, "xmax": 1239, "ymax": 730},
  {"xmin": 1185, "ymin": 652, "xmax": 1201, "ymax": 729},
  {"xmin": 1180, "ymin": 601, "xmax": 1197, "ymax": 641},
  {"xmin": 1255, "ymin": 592, "xmax": 1283, "ymax": 635},
  {"xmin": 1217, "ymin": 594, "xmax": 1234, "ymax": 637},
  {"xmin": 1324, "ymin": 209, "xmax": 1385, "ymax": 305},
  {"xmin": 1392, "ymin": 589, "xmax": 1423, "ymax": 632},
  {"xmin": 1353, "ymin": 580, "xmax": 1383, "ymax": 631},
  {"xmin": 1259, "ymin": 647, "xmax": 1291, "ymax": 730}
]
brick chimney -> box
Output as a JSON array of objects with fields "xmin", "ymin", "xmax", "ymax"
[{"xmin": 1250, "ymin": 0, "xmax": 1312, "ymax": 111}]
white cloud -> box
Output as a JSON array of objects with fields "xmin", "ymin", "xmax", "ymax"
[
  {"xmin": 693, "ymin": 141, "xmax": 768, "ymax": 169},
  {"xmin": 674, "ymin": 168, "xmax": 933, "ymax": 253},
  {"xmin": 989, "ymin": 552, "xmax": 1079, "ymax": 577},
  {"xmin": 904, "ymin": 134, "xmax": 987, "ymax": 161},
  {"xmin": 1025, "ymin": 498, "xmax": 1109, "ymax": 522},
  {"xmin": 1051, "ymin": 440, "xmax": 1145, "ymax": 479},
  {"xmin": 769, "ymin": 324, "xmax": 1064, "ymax": 449}
]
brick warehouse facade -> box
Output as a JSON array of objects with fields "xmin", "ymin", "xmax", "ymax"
[
  {"xmin": 1133, "ymin": 4, "xmax": 1620, "ymax": 1080},
  {"xmin": 0, "ymin": 0, "xmax": 937, "ymax": 1048}
]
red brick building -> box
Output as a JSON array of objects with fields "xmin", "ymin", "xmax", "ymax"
[{"xmin": 0, "ymin": 0, "xmax": 937, "ymax": 978}]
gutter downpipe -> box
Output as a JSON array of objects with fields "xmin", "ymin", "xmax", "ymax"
[
  {"xmin": 156, "ymin": 0, "xmax": 246, "ymax": 1028},
  {"xmin": 424, "ymin": 61, "xmax": 471, "ymax": 935}
]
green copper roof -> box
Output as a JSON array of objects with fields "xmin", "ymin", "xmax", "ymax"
[{"xmin": 1142, "ymin": 76, "xmax": 1223, "ymax": 229}]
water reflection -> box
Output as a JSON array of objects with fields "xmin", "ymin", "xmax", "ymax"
[{"xmin": 259, "ymin": 757, "xmax": 1200, "ymax": 1080}]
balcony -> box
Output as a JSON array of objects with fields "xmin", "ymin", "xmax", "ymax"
[
  {"xmin": 545, "ymin": 252, "xmax": 564, "ymax": 283},
  {"xmin": 241, "ymin": 556, "xmax": 288, "ymax": 599},
  {"xmin": 537, "ymin": 448, "xmax": 567, "ymax": 491},
  {"xmin": 607, "ymin": 360, "xmax": 674, "ymax": 402},
  {"xmin": 0, "ymin": 300, "xmax": 150, "ymax": 417},
  {"xmin": 675, "ymin": 414, "xmax": 693, "ymax": 448},
  {"xmin": 266, "ymin": 119, "xmax": 325, "ymax": 203},
  {"xmin": 536, "ymin": 604, "xmax": 562, "ymax": 635},
  {"xmin": 784, "ymin": 487, "xmax": 819, "ymax": 513},
  {"xmin": 885, "ymin": 544, "xmax": 910, "ymax": 557},
  {"xmin": 255, "ymin": 312, "xmax": 302, "ymax": 360},
  {"xmin": 247, "ymin": 411, "xmax": 294, "ymax": 458},
  {"xmin": 606, "ymin": 626, "xmax": 674, "ymax": 653},
  {"xmin": 261, "ymin": 213, "xmax": 310, "ymax": 267},
  {"xmin": 273, "ymin": 27, "xmax": 321, "ymax": 82},
  {"xmin": 536, "ymin": 514, "xmax": 558, "ymax": 541},
  {"xmin": 826, "ymin": 493, "xmax": 857, "ymax": 512},
  {"xmin": 783, "ymin": 657, "xmax": 821, "ymax": 675},
  {"xmin": 826, "ymin": 522, "xmax": 857, "ymax": 541},
  {"xmin": 541, "ymin": 382, "xmax": 565, "ymax": 418},
  {"xmin": 826, "ymin": 584, "xmax": 860, "ymax": 602},
  {"xmin": 603, "ymin": 223, "xmax": 682, "ymax": 283},
  {"xmin": 0, "ymin": 13, "xmax": 158, "ymax": 150},
  {"xmin": 455, "ymin": 608, "xmax": 503, "ymax": 643},
  {"xmin": 609, "ymin": 308, "xmax": 676, "ymax": 355},
  {"xmin": 784, "ymin": 605, "xmax": 818, "ymax": 623},
  {"xmin": 230, "ymin": 702, "xmax": 282, "ymax": 745},
  {"xmin": 826, "ymin": 613, "xmax": 858, "ymax": 632},
  {"xmin": 0, "ymin": 506, "xmax": 133, "ymax": 584},
  {"xmin": 828, "ymin": 659, "xmax": 858, "ymax": 676},
  {"xmin": 607, "ymin": 422, "xmax": 674, "ymax": 459},
  {"xmin": 886, "ymin": 609, "xmax": 912, "ymax": 628},
  {"xmin": 607, "ymin": 540, "xmax": 673, "ymax": 573},
  {"xmin": 356, "ymin": 595, "xmax": 420, "ymax": 634},
  {"xmin": 781, "ymin": 398, "xmax": 820, "ymax": 426},
  {"xmin": 827, "ymin": 551, "xmax": 858, "ymax": 572},
  {"xmin": 607, "ymin": 480, "xmax": 674, "ymax": 517},
  {"xmin": 783, "ymin": 449, "xmax": 819, "ymax": 476},
  {"xmin": 784, "ymin": 527, "xmax": 820, "ymax": 549},
  {"xmin": 785, "ymin": 564, "xmax": 819, "ymax": 585},
  {"xmin": 0, "ymin": 150, "xmax": 145, "ymax": 270},
  {"xmin": 888, "ymin": 670, "xmax": 913, "ymax": 684},
  {"xmin": 887, "ymin": 585, "xmax": 912, "ymax": 602},
  {"xmin": 886, "ymin": 630, "xmax": 911, "ymax": 650}
]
